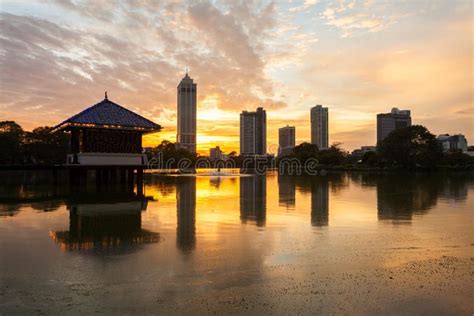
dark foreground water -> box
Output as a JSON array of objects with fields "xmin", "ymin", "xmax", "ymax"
[{"xmin": 0, "ymin": 171, "xmax": 473, "ymax": 315}]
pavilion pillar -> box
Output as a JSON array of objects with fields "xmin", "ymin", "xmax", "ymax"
[
  {"xmin": 102, "ymin": 168, "xmax": 108, "ymax": 185},
  {"xmin": 52, "ymin": 168, "xmax": 58, "ymax": 186},
  {"xmin": 127, "ymin": 169, "xmax": 135, "ymax": 191},
  {"xmin": 136, "ymin": 168, "xmax": 144, "ymax": 197},
  {"xmin": 105, "ymin": 168, "xmax": 111, "ymax": 185},
  {"xmin": 96, "ymin": 169, "xmax": 102, "ymax": 186},
  {"xmin": 110, "ymin": 168, "xmax": 117, "ymax": 184},
  {"xmin": 70, "ymin": 129, "xmax": 80, "ymax": 164},
  {"xmin": 120, "ymin": 168, "xmax": 126, "ymax": 185}
]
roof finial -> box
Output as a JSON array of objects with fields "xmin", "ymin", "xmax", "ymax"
[
  {"xmin": 185, "ymin": 67, "xmax": 188, "ymax": 76},
  {"xmin": 105, "ymin": 91, "xmax": 108, "ymax": 100}
]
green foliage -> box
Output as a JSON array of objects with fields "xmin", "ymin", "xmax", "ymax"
[{"xmin": 377, "ymin": 125, "xmax": 442, "ymax": 168}]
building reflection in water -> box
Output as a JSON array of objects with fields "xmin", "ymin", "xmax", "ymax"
[
  {"xmin": 278, "ymin": 175, "xmax": 296, "ymax": 210},
  {"xmin": 439, "ymin": 176, "xmax": 470, "ymax": 202},
  {"xmin": 240, "ymin": 175, "xmax": 266, "ymax": 226},
  {"xmin": 50, "ymin": 189, "xmax": 159, "ymax": 254},
  {"xmin": 311, "ymin": 178, "xmax": 329, "ymax": 227},
  {"xmin": 176, "ymin": 176, "xmax": 196, "ymax": 253},
  {"xmin": 209, "ymin": 176, "xmax": 221, "ymax": 189}
]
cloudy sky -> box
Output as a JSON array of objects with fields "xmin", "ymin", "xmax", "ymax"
[{"xmin": 0, "ymin": 0, "xmax": 472, "ymax": 154}]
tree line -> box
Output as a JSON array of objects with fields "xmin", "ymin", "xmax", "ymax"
[
  {"xmin": 282, "ymin": 125, "xmax": 473, "ymax": 170},
  {"xmin": 1, "ymin": 120, "xmax": 472, "ymax": 169},
  {"xmin": 0, "ymin": 121, "xmax": 68, "ymax": 165}
]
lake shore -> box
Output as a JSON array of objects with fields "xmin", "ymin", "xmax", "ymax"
[{"xmin": 1, "ymin": 253, "xmax": 472, "ymax": 315}]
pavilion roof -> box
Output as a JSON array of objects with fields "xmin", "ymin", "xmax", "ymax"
[{"xmin": 53, "ymin": 97, "xmax": 161, "ymax": 133}]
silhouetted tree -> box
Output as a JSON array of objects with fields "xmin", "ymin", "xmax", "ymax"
[
  {"xmin": 0, "ymin": 121, "xmax": 24, "ymax": 164},
  {"xmin": 377, "ymin": 125, "xmax": 442, "ymax": 168},
  {"xmin": 155, "ymin": 140, "xmax": 197, "ymax": 167},
  {"xmin": 317, "ymin": 143, "xmax": 348, "ymax": 165},
  {"xmin": 361, "ymin": 151, "xmax": 378, "ymax": 166},
  {"xmin": 23, "ymin": 127, "xmax": 69, "ymax": 165},
  {"xmin": 292, "ymin": 142, "xmax": 319, "ymax": 163},
  {"xmin": 441, "ymin": 151, "xmax": 474, "ymax": 167}
]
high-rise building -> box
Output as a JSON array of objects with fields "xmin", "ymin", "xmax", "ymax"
[
  {"xmin": 279, "ymin": 125, "xmax": 295, "ymax": 157},
  {"xmin": 240, "ymin": 107, "xmax": 266, "ymax": 156},
  {"xmin": 377, "ymin": 108, "xmax": 411, "ymax": 142},
  {"xmin": 177, "ymin": 72, "xmax": 197, "ymax": 153},
  {"xmin": 209, "ymin": 146, "xmax": 224, "ymax": 161},
  {"xmin": 310, "ymin": 105, "xmax": 328, "ymax": 150}
]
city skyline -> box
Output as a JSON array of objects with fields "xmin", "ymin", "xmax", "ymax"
[{"xmin": 0, "ymin": 1, "xmax": 472, "ymax": 154}]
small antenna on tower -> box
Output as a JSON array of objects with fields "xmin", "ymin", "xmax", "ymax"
[
  {"xmin": 185, "ymin": 67, "xmax": 188, "ymax": 76},
  {"xmin": 105, "ymin": 91, "xmax": 108, "ymax": 100}
]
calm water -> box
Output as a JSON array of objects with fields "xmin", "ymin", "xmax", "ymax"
[{"xmin": 0, "ymin": 171, "xmax": 473, "ymax": 314}]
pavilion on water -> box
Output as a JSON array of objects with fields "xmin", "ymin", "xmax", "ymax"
[{"xmin": 53, "ymin": 93, "xmax": 161, "ymax": 192}]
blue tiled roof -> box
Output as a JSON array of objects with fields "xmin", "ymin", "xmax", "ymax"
[{"xmin": 54, "ymin": 98, "xmax": 161, "ymax": 132}]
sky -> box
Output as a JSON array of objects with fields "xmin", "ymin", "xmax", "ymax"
[{"xmin": 0, "ymin": 0, "xmax": 472, "ymax": 155}]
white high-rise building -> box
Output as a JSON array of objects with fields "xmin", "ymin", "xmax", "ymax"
[
  {"xmin": 240, "ymin": 107, "xmax": 266, "ymax": 156},
  {"xmin": 177, "ymin": 72, "xmax": 197, "ymax": 153},
  {"xmin": 436, "ymin": 134, "xmax": 468, "ymax": 153},
  {"xmin": 310, "ymin": 105, "xmax": 328, "ymax": 150}
]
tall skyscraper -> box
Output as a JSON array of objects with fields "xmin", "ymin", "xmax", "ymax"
[
  {"xmin": 377, "ymin": 107, "xmax": 411, "ymax": 142},
  {"xmin": 310, "ymin": 105, "xmax": 329, "ymax": 150},
  {"xmin": 279, "ymin": 125, "xmax": 295, "ymax": 157},
  {"xmin": 177, "ymin": 72, "xmax": 197, "ymax": 153},
  {"xmin": 240, "ymin": 107, "xmax": 266, "ymax": 156}
]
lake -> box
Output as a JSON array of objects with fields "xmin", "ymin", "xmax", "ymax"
[{"xmin": 0, "ymin": 171, "xmax": 473, "ymax": 314}]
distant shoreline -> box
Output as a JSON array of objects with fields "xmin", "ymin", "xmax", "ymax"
[{"xmin": 1, "ymin": 165, "xmax": 473, "ymax": 173}]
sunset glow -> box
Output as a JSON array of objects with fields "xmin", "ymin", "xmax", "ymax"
[{"xmin": 0, "ymin": 1, "xmax": 472, "ymax": 155}]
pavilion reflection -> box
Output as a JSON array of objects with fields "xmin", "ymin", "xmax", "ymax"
[
  {"xmin": 176, "ymin": 176, "xmax": 196, "ymax": 253},
  {"xmin": 50, "ymin": 189, "xmax": 159, "ymax": 254},
  {"xmin": 278, "ymin": 175, "xmax": 296, "ymax": 210},
  {"xmin": 240, "ymin": 175, "xmax": 266, "ymax": 226}
]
